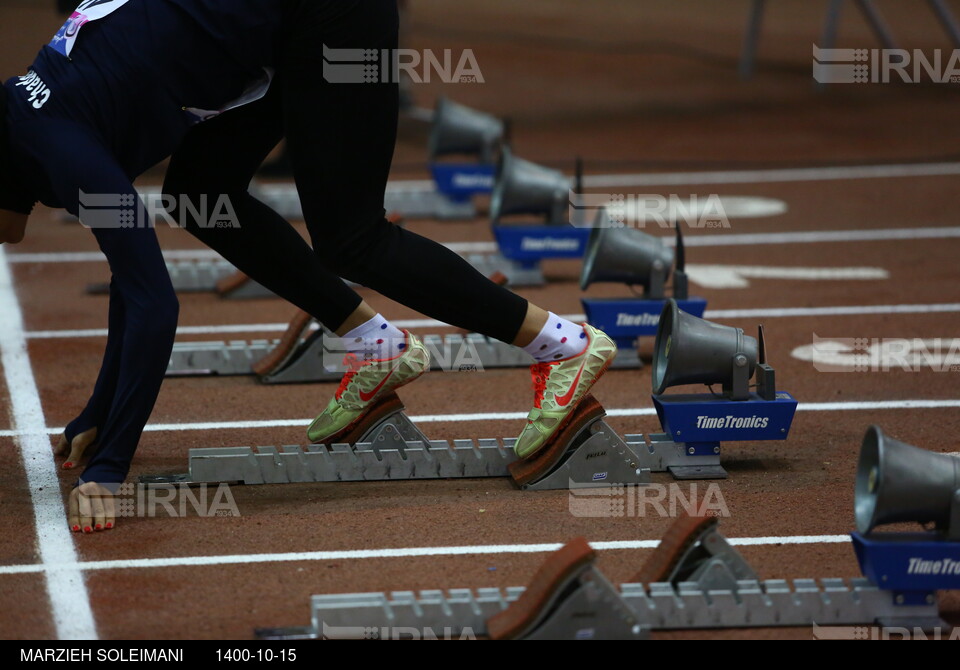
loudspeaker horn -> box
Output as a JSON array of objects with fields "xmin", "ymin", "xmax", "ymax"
[
  {"xmin": 653, "ymin": 299, "xmax": 760, "ymax": 400},
  {"xmin": 579, "ymin": 210, "xmax": 674, "ymax": 299},
  {"xmin": 428, "ymin": 97, "xmax": 504, "ymax": 162},
  {"xmin": 490, "ymin": 147, "xmax": 572, "ymax": 225},
  {"xmin": 855, "ymin": 425, "xmax": 960, "ymax": 538}
]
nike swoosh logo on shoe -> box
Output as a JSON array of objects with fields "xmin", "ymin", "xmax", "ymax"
[
  {"xmin": 359, "ymin": 369, "xmax": 396, "ymax": 402},
  {"xmin": 555, "ymin": 359, "xmax": 587, "ymax": 407}
]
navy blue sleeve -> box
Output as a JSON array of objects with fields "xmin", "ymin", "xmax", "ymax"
[{"xmin": 12, "ymin": 116, "xmax": 179, "ymax": 485}]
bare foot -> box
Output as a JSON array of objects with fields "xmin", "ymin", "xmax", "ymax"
[
  {"xmin": 68, "ymin": 482, "xmax": 116, "ymax": 533},
  {"xmin": 54, "ymin": 427, "xmax": 98, "ymax": 470}
]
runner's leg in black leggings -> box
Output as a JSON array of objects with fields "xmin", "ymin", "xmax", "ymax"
[
  {"xmin": 163, "ymin": 83, "xmax": 363, "ymax": 329},
  {"xmin": 282, "ymin": 0, "xmax": 529, "ymax": 344}
]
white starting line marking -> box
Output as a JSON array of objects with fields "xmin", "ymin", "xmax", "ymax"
[
  {"xmin": 2, "ymin": 397, "xmax": 959, "ymax": 439},
  {"xmin": 686, "ymin": 264, "xmax": 889, "ymax": 289},
  {"xmin": 0, "ymin": 248, "xmax": 97, "ymax": 640},
  {"xmin": 8, "ymin": 225, "xmax": 960, "ymax": 265},
  {"xmin": 23, "ymin": 302, "xmax": 960, "ymax": 340},
  {"xmin": 675, "ymin": 225, "xmax": 960, "ymax": 247},
  {"xmin": 0, "ymin": 534, "xmax": 851, "ymax": 576}
]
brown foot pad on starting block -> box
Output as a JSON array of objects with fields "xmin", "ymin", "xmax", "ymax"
[
  {"xmin": 629, "ymin": 514, "xmax": 718, "ymax": 584},
  {"xmin": 508, "ymin": 395, "xmax": 605, "ymax": 487},
  {"xmin": 487, "ymin": 538, "xmax": 596, "ymax": 640},
  {"xmin": 313, "ymin": 393, "xmax": 405, "ymax": 446},
  {"xmin": 215, "ymin": 270, "xmax": 252, "ymax": 297},
  {"xmin": 251, "ymin": 310, "xmax": 316, "ymax": 377}
]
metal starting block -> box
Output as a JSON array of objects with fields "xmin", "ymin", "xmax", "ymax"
[
  {"xmin": 133, "ymin": 179, "xmax": 482, "ymax": 224},
  {"xmin": 87, "ymin": 259, "xmax": 237, "ymax": 295},
  {"xmin": 462, "ymin": 253, "xmax": 545, "ymax": 287},
  {"xmin": 165, "ymin": 310, "xmax": 644, "ymax": 381},
  {"xmin": 140, "ymin": 394, "xmax": 651, "ymax": 491},
  {"xmin": 261, "ymin": 181, "xmax": 480, "ymax": 221},
  {"xmin": 93, "ymin": 251, "xmax": 542, "ymax": 298},
  {"xmin": 255, "ymin": 516, "xmax": 949, "ymax": 640}
]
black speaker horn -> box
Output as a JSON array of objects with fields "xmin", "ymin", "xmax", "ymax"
[
  {"xmin": 579, "ymin": 209, "xmax": 674, "ymax": 299},
  {"xmin": 428, "ymin": 98, "xmax": 504, "ymax": 162},
  {"xmin": 653, "ymin": 299, "xmax": 760, "ymax": 400},
  {"xmin": 855, "ymin": 426, "xmax": 960, "ymax": 539},
  {"xmin": 490, "ymin": 147, "xmax": 572, "ymax": 225}
]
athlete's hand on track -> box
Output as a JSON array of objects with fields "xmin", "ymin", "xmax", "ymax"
[
  {"xmin": 55, "ymin": 427, "xmax": 98, "ymax": 470},
  {"xmin": 68, "ymin": 482, "xmax": 116, "ymax": 533}
]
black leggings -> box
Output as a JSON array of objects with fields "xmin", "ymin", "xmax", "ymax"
[{"xmin": 163, "ymin": 0, "xmax": 528, "ymax": 344}]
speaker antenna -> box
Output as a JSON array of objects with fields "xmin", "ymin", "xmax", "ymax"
[
  {"xmin": 503, "ymin": 117, "xmax": 513, "ymax": 151},
  {"xmin": 672, "ymin": 224, "xmax": 689, "ymax": 300},
  {"xmin": 675, "ymin": 225, "xmax": 686, "ymax": 273},
  {"xmin": 755, "ymin": 324, "xmax": 777, "ymax": 400}
]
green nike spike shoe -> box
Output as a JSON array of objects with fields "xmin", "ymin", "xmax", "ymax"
[
  {"xmin": 307, "ymin": 331, "xmax": 430, "ymax": 444},
  {"xmin": 514, "ymin": 324, "xmax": 618, "ymax": 459}
]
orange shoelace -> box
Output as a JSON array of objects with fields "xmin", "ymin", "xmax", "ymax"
[
  {"xmin": 335, "ymin": 354, "xmax": 368, "ymax": 400},
  {"xmin": 530, "ymin": 362, "xmax": 555, "ymax": 409}
]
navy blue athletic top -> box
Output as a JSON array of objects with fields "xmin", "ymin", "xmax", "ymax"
[
  {"xmin": 0, "ymin": 0, "xmax": 292, "ymax": 485},
  {"xmin": 2, "ymin": 0, "xmax": 288, "ymax": 214}
]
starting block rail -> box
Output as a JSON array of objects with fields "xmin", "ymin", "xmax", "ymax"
[
  {"xmin": 256, "ymin": 517, "xmax": 947, "ymax": 640},
  {"xmin": 273, "ymin": 577, "xmax": 935, "ymax": 639},
  {"xmin": 88, "ymin": 259, "xmax": 237, "ymax": 296},
  {"xmin": 93, "ymin": 252, "xmax": 544, "ymax": 298},
  {"xmin": 141, "ymin": 394, "xmax": 650, "ymax": 491}
]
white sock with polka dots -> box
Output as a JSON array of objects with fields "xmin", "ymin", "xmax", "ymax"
[
  {"xmin": 522, "ymin": 313, "xmax": 588, "ymax": 363},
  {"xmin": 342, "ymin": 314, "xmax": 407, "ymax": 361}
]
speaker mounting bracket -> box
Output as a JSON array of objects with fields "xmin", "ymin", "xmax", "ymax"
[
  {"xmin": 493, "ymin": 225, "xmax": 591, "ymax": 263},
  {"xmin": 429, "ymin": 163, "xmax": 496, "ymax": 202},
  {"xmin": 646, "ymin": 267, "xmax": 668, "ymax": 301},
  {"xmin": 951, "ymin": 490, "xmax": 960, "ymax": 541},
  {"xmin": 636, "ymin": 392, "xmax": 799, "ymax": 480},
  {"xmin": 852, "ymin": 531, "xmax": 959, "ymax": 628},
  {"xmin": 723, "ymin": 352, "xmax": 753, "ymax": 401}
]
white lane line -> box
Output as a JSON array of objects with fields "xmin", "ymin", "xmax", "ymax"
[
  {"xmin": 677, "ymin": 226, "xmax": 960, "ymax": 247},
  {"xmin": 0, "ymin": 534, "xmax": 852, "ymax": 576},
  {"xmin": 9, "ymin": 225, "xmax": 960, "ymax": 266},
  {"xmin": 24, "ymin": 316, "xmax": 540, "ymax": 340},
  {"xmin": 24, "ymin": 302, "xmax": 960, "ymax": 340},
  {"xmin": 584, "ymin": 162, "xmax": 960, "ymax": 187},
  {"xmin": 705, "ymin": 302, "xmax": 960, "ymax": 319},
  {"xmin": 1, "ymin": 397, "xmax": 959, "ymax": 439},
  {"xmin": 686, "ymin": 264, "xmax": 889, "ymax": 289},
  {"xmin": 0, "ymin": 248, "xmax": 97, "ymax": 640}
]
